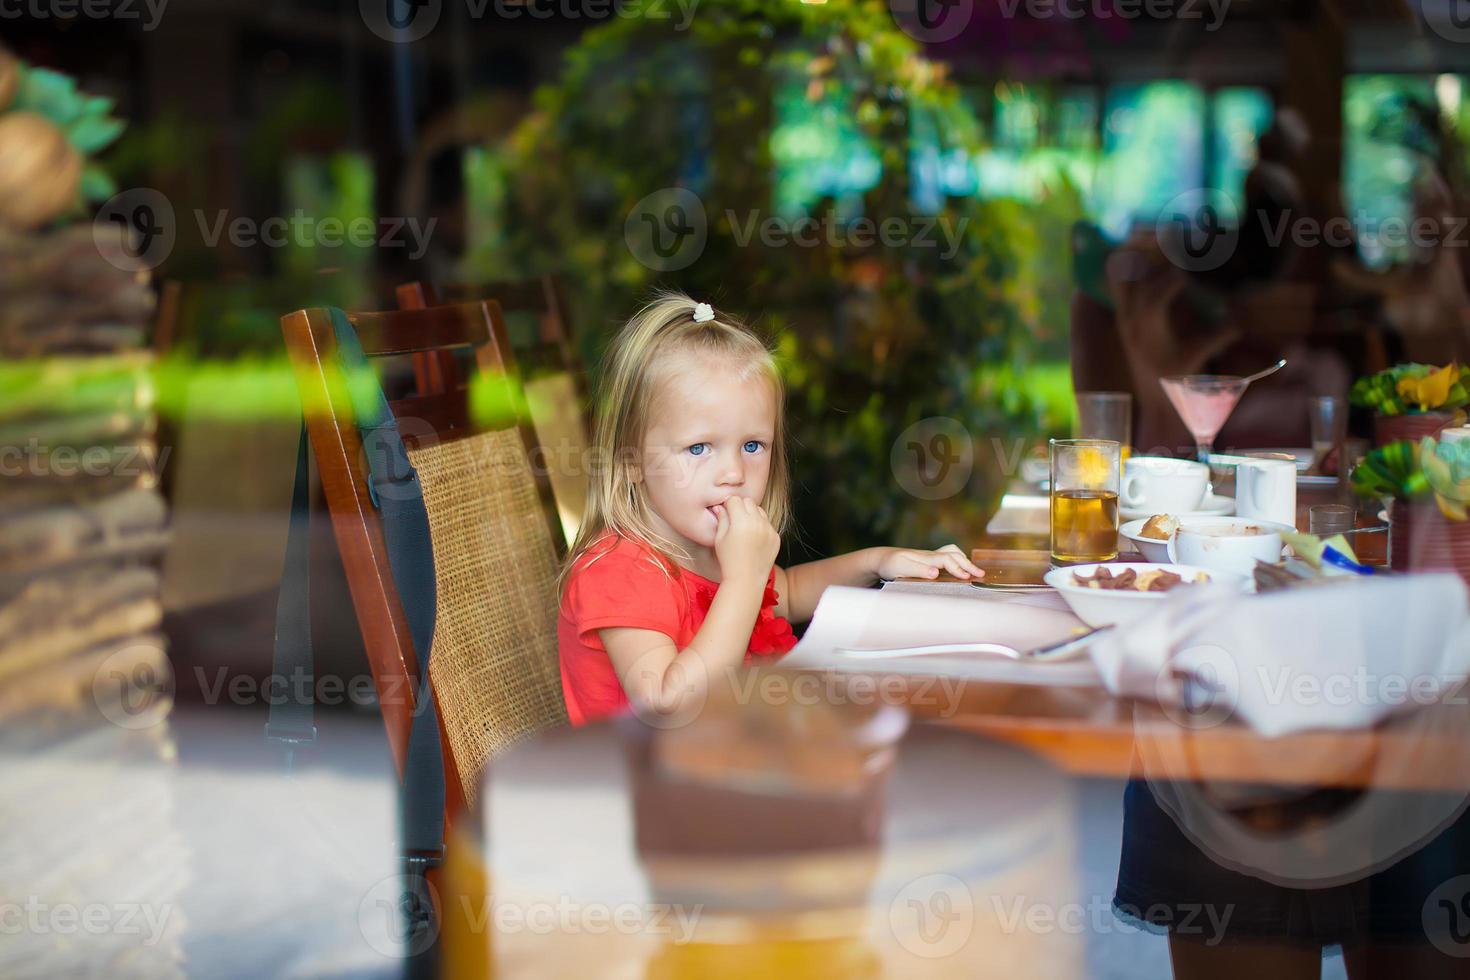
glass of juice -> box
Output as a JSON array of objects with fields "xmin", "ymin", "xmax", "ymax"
[{"xmin": 1050, "ymin": 438, "xmax": 1121, "ymax": 564}]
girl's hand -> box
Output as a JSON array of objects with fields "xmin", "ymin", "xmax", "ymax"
[
  {"xmin": 712, "ymin": 496, "xmax": 780, "ymax": 587},
  {"xmin": 875, "ymin": 544, "xmax": 984, "ymax": 581}
]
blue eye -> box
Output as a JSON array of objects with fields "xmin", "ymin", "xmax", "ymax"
[
  {"xmin": 687, "ymin": 443, "xmax": 708, "ymax": 456},
  {"xmin": 743, "ymin": 440, "xmax": 764, "ymax": 454}
]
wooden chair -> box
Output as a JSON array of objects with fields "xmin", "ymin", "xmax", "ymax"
[
  {"xmin": 397, "ymin": 279, "xmax": 592, "ymax": 548},
  {"xmin": 278, "ymin": 301, "xmax": 569, "ymax": 818}
]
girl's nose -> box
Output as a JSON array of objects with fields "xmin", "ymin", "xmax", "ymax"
[{"xmin": 717, "ymin": 452, "xmax": 744, "ymax": 486}]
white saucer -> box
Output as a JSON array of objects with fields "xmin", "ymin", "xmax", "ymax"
[{"xmin": 1120, "ymin": 492, "xmax": 1234, "ymax": 522}]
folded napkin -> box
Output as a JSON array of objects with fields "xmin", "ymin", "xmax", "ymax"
[
  {"xmin": 1089, "ymin": 573, "xmax": 1470, "ymax": 736},
  {"xmin": 780, "ymin": 585, "xmax": 1101, "ymax": 686}
]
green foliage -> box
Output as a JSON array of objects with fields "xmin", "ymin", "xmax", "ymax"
[
  {"xmin": 1353, "ymin": 436, "xmax": 1470, "ymax": 521},
  {"xmin": 477, "ymin": 0, "xmax": 1061, "ymax": 555},
  {"xmin": 12, "ymin": 64, "xmax": 126, "ymax": 203},
  {"xmin": 1350, "ymin": 362, "xmax": 1469, "ymax": 416}
]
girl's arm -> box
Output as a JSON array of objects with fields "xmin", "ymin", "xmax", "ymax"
[
  {"xmin": 601, "ymin": 496, "xmax": 780, "ymax": 719},
  {"xmin": 775, "ymin": 545, "xmax": 985, "ymax": 624},
  {"xmin": 601, "ymin": 568, "xmax": 767, "ymax": 719}
]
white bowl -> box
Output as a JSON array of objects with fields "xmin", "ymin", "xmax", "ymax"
[
  {"xmin": 1119, "ymin": 512, "xmax": 1266, "ymax": 562},
  {"xmin": 1043, "ymin": 562, "xmax": 1247, "ymax": 628}
]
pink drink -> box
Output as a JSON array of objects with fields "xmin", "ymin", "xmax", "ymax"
[
  {"xmin": 1161, "ymin": 381, "xmax": 1241, "ymax": 440},
  {"xmin": 1159, "ymin": 375, "xmax": 1250, "ymax": 462}
]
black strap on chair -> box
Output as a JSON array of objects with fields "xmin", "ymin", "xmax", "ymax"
[{"xmin": 270, "ymin": 307, "xmax": 446, "ymax": 978}]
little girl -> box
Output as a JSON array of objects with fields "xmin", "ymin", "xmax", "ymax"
[{"xmin": 556, "ymin": 293, "xmax": 984, "ymax": 725}]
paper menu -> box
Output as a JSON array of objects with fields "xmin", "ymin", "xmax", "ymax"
[{"xmin": 780, "ymin": 584, "xmax": 1103, "ymax": 687}]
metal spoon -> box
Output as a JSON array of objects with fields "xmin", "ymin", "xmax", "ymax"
[
  {"xmin": 834, "ymin": 625, "xmax": 1114, "ymax": 663},
  {"xmin": 1240, "ymin": 358, "xmax": 1287, "ymax": 386}
]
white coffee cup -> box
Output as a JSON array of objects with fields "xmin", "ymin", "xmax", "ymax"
[
  {"xmin": 1120, "ymin": 456, "xmax": 1209, "ymax": 514},
  {"xmin": 1166, "ymin": 517, "xmax": 1288, "ymax": 577},
  {"xmin": 1235, "ymin": 457, "xmax": 1297, "ymax": 527}
]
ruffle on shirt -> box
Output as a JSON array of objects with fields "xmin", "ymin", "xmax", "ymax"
[{"xmin": 689, "ymin": 573, "xmax": 797, "ymax": 660}]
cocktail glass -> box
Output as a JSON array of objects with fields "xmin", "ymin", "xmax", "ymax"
[{"xmin": 1159, "ymin": 374, "xmax": 1251, "ymax": 464}]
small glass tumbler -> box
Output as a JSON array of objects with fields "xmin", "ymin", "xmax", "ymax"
[
  {"xmin": 1309, "ymin": 504, "xmax": 1355, "ymax": 536},
  {"xmin": 1050, "ymin": 439, "xmax": 1121, "ymax": 564},
  {"xmin": 1076, "ymin": 391, "xmax": 1133, "ymax": 462},
  {"xmin": 1309, "ymin": 396, "xmax": 1347, "ymax": 475}
]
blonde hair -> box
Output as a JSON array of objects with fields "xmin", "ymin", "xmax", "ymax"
[{"xmin": 559, "ymin": 292, "xmax": 790, "ymax": 593}]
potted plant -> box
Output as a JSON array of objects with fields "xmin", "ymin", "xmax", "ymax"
[
  {"xmin": 1352, "ymin": 436, "xmax": 1470, "ymax": 586},
  {"xmin": 1350, "ymin": 362, "xmax": 1467, "ymax": 446}
]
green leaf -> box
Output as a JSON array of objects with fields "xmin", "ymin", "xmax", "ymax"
[
  {"xmin": 78, "ymin": 164, "xmax": 116, "ymax": 203},
  {"xmin": 67, "ymin": 115, "xmax": 126, "ymax": 154},
  {"xmin": 15, "ymin": 67, "xmax": 85, "ymax": 126}
]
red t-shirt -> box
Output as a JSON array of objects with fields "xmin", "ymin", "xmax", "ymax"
[{"xmin": 557, "ymin": 533, "xmax": 797, "ymax": 726}]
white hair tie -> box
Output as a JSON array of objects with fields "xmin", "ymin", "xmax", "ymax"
[{"xmin": 692, "ymin": 302, "xmax": 714, "ymax": 323}]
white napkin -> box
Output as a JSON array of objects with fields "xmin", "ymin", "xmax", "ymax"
[
  {"xmin": 1088, "ymin": 573, "xmax": 1470, "ymax": 736},
  {"xmin": 780, "ymin": 585, "xmax": 1102, "ymax": 686}
]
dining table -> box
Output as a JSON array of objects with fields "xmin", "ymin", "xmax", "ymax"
[{"xmin": 868, "ymin": 466, "xmax": 1467, "ymax": 792}]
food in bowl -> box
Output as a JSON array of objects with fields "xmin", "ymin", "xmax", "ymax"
[
  {"xmin": 1072, "ymin": 565, "xmax": 1209, "ymax": 592},
  {"xmin": 1139, "ymin": 514, "xmax": 1180, "ymax": 541},
  {"xmin": 1186, "ymin": 523, "xmax": 1269, "ymax": 537}
]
